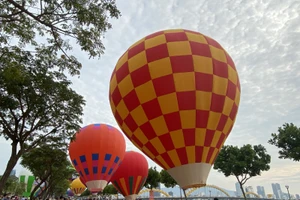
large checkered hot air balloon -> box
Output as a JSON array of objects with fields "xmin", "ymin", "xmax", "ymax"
[
  {"xmin": 69, "ymin": 124, "xmax": 126, "ymax": 192},
  {"xmin": 110, "ymin": 151, "xmax": 148, "ymax": 200},
  {"xmin": 109, "ymin": 29, "xmax": 241, "ymax": 190}
]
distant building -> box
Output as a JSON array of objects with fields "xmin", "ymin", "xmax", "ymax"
[
  {"xmin": 235, "ymin": 182, "xmax": 243, "ymax": 197},
  {"xmin": 10, "ymin": 169, "xmax": 16, "ymax": 176},
  {"xmin": 295, "ymin": 194, "xmax": 299, "ymax": 200},
  {"xmin": 168, "ymin": 191, "xmax": 173, "ymax": 196},
  {"xmin": 271, "ymin": 183, "xmax": 282, "ymax": 199},
  {"xmin": 153, "ymin": 183, "xmax": 161, "ymax": 197},
  {"xmin": 257, "ymin": 186, "xmax": 266, "ymax": 198}
]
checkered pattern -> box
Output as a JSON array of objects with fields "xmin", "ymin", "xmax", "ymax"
[{"xmin": 109, "ymin": 29, "xmax": 241, "ymax": 170}]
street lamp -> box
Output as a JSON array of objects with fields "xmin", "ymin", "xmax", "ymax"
[{"xmin": 285, "ymin": 185, "xmax": 291, "ymax": 200}]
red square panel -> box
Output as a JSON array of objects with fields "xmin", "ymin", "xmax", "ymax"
[
  {"xmin": 195, "ymin": 72, "xmax": 213, "ymax": 92},
  {"xmin": 184, "ymin": 29, "xmax": 201, "ymax": 35},
  {"xmin": 123, "ymin": 89, "xmax": 140, "ymax": 111},
  {"xmin": 152, "ymin": 74, "xmax": 176, "ymax": 96},
  {"xmin": 160, "ymin": 152, "xmax": 175, "ymax": 168},
  {"xmin": 164, "ymin": 112, "xmax": 181, "ymax": 131},
  {"xmin": 210, "ymin": 93, "xmax": 226, "ymax": 113},
  {"xmin": 190, "ymin": 41, "xmax": 211, "ymax": 57},
  {"xmin": 213, "ymin": 59, "xmax": 228, "ymax": 78},
  {"xmin": 146, "ymin": 44, "xmax": 169, "ymax": 63},
  {"xmin": 176, "ymin": 147, "xmax": 188, "ymax": 165},
  {"xmin": 124, "ymin": 114, "xmax": 138, "ymax": 132},
  {"xmin": 141, "ymin": 98, "xmax": 162, "ymax": 120},
  {"xmin": 159, "ymin": 134, "xmax": 175, "ymax": 151},
  {"xmin": 145, "ymin": 141, "xmax": 159, "ymax": 157},
  {"xmin": 114, "ymin": 111, "xmax": 123, "ymax": 125},
  {"xmin": 216, "ymin": 133, "xmax": 225, "ymax": 149},
  {"xmin": 204, "ymin": 129, "xmax": 214, "ymax": 147},
  {"xmin": 204, "ymin": 36, "xmax": 222, "ymax": 49},
  {"xmin": 111, "ymin": 87, "xmax": 122, "ymax": 106},
  {"xmin": 115, "ymin": 62, "xmax": 129, "ymax": 82},
  {"xmin": 170, "ymin": 55, "xmax": 194, "ymax": 73},
  {"xmin": 128, "ymin": 42, "xmax": 145, "ymax": 59},
  {"xmin": 225, "ymin": 52, "xmax": 235, "ymax": 69},
  {"xmin": 229, "ymin": 103, "xmax": 238, "ymax": 120},
  {"xmin": 165, "ymin": 32, "xmax": 188, "ymax": 42},
  {"xmin": 217, "ymin": 114, "xmax": 228, "ymax": 131},
  {"xmin": 183, "ymin": 129, "xmax": 195, "ymax": 146},
  {"xmin": 131, "ymin": 134, "xmax": 143, "ymax": 149},
  {"xmin": 140, "ymin": 121, "xmax": 157, "ymax": 140},
  {"xmin": 206, "ymin": 147, "xmax": 215, "ymax": 163},
  {"xmin": 226, "ymin": 80, "xmax": 237, "ymax": 100},
  {"xmin": 196, "ymin": 110, "xmax": 209, "ymax": 128},
  {"xmin": 130, "ymin": 64, "xmax": 152, "ymax": 87},
  {"xmin": 195, "ymin": 146, "xmax": 204, "ymax": 162},
  {"xmin": 177, "ymin": 91, "xmax": 196, "ymax": 110}
]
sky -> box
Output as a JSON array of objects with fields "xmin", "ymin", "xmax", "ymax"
[{"xmin": 1, "ymin": 0, "xmax": 300, "ymax": 196}]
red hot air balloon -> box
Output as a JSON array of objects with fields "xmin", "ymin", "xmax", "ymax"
[
  {"xmin": 69, "ymin": 124, "xmax": 126, "ymax": 192},
  {"xmin": 110, "ymin": 151, "xmax": 148, "ymax": 200}
]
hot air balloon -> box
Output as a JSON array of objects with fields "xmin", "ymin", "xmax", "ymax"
[
  {"xmin": 110, "ymin": 151, "xmax": 148, "ymax": 200},
  {"xmin": 109, "ymin": 29, "xmax": 241, "ymax": 190},
  {"xmin": 70, "ymin": 177, "xmax": 86, "ymax": 196},
  {"xmin": 69, "ymin": 123, "xmax": 126, "ymax": 192},
  {"xmin": 19, "ymin": 170, "xmax": 35, "ymax": 197}
]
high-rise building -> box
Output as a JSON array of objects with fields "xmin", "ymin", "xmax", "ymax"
[
  {"xmin": 153, "ymin": 183, "xmax": 161, "ymax": 197},
  {"xmin": 295, "ymin": 194, "xmax": 299, "ymax": 200},
  {"xmin": 257, "ymin": 186, "xmax": 266, "ymax": 198},
  {"xmin": 235, "ymin": 182, "xmax": 243, "ymax": 197},
  {"xmin": 271, "ymin": 183, "xmax": 282, "ymax": 199},
  {"xmin": 10, "ymin": 169, "xmax": 16, "ymax": 176}
]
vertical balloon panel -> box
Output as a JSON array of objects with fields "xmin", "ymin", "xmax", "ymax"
[{"xmin": 109, "ymin": 29, "xmax": 241, "ymax": 189}]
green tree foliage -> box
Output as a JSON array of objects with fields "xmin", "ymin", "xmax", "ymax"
[
  {"xmin": 213, "ymin": 144, "xmax": 271, "ymax": 200},
  {"xmin": 103, "ymin": 184, "xmax": 118, "ymax": 195},
  {"xmin": 268, "ymin": 123, "xmax": 300, "ymax": 161},
  {"xmin": 0, "ymin": 50, "xmax": 85, "ymax": 192},
  {"xmin": 160, "ymin": 170, "xmax": 177, "ymax": 188},
  {"xmin": 0, "ymin": 0, "xmax": 121, "ymax": 74},
  {"xmin": 144, "ymin": 167, "xmax": 160, "ymax": 190},
  {"xmin": 0, "ymin": 175, "xmax": 25, "ymax": 195},
  {"xmin": 20, "ymin": 145, "xmax": 75, "ymax": 199}
]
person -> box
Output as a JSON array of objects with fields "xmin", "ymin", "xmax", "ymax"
[{"xmin": 214, "ymin": 198, "xmax": 219, "ymax": 200}]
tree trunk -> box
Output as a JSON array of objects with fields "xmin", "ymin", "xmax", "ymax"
[
  {"xmin": 0, "ymin": 142, "xmax": 21, "ymax": 194},
  {"xmin": 240, "ymin": 182, "xmax": 247, "ymax": 200}
]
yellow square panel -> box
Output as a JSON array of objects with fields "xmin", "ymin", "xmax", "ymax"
[
  {"xmin": 213, "ymin": 75, "xmax": 228, "ymax": 96},
  {"xmin": 110, "ymin": 74, "xmax": 118, "ymax": 94},
  {"xmin": 142, "ymin": 146, "xmax": 155, "ymax": 159},
  {"xmin": 116, "ymin": 100, "xmax": 129, "ymax": 120},
  {"xmin": 150, "ymin": 137, "xmax": 166, "ymax": 154},
  {"xmin": 209, "ymin": 148, "xmax": 219, "ymax": 164},
  {"xmin": 210, "ymin": 131, "xmax": 222, "ymax": 148},
  {"xmin": 128, "ymin": 38, "xmax": 145, "ymax": 49},
  {"xmin": 228, "ymin": 66, "xmax": 238, "ymax": 84},
  {"xmin": 115, "ymin": 52, "xmax": 128, "ymax": 70},
  {"xmin": 118, "ymin": 75, "xmax": 134, "ymax": 97},
  {"xmin": 169, "ymin": 130, "xmax": 185, "ymax": 148},
  {"xmin": 150, "ymin": 116, "xmax": 168, "ymax": 136},
  {"xmin": 148, "ymin": 57, "xmax": 173, "ymax": 79},
  {"xmin": 133, "ymin": 128, "xmax": 148, "ymax": 145},
  {"xmin": 128, "ymin": 51, "xmax": 148, "ymax": 73},
  {"xmin": 235, "ymin": 90, "xmax": 241, "ymax": 106},
  {"xmin": 207, "ymin": 111, "xmax": 221, "ymax": 130},
  {"xmin": 186, "ymin": 32, "xmax": 207, "ymax": 44},
  {"xmin": 223, "ymin": 118, "xmax": 233, "ymax": 135},
  {"xmin": 201, "ymin": 146, "xmax": 210, "ymax": 163},
  {"xmin": 209, "ymin": 45, "xmax": 227, "ymax": 63},
  {"xmin": 158, "ymin": 93, "xmax": 179, "ymax": 114},
  {"xmin": 130, "ymin": 105, "xmax": 148, "ymax": 126},
  {"xmin": 180, "ymin": 110, "xmax": 196, "ymax": 129},
  {"xmin": 145, "ymin": 34, "xmax": 167, "ymax": 49},
  {"xmin": 222, "ymin": 97, "xmax": 234, "ymax": 116},
  {"xmin": 121, "ymin": 123, "xmax": 132, "ymax": 137},
  {"xmin": 164, "ymin": 29, "xmax": 185, "ymax": 33},
  {"xmin": 195, "ymin": 128, "xmax": 206, "ymax": 146},
  {"xmin": 196, "ymin": 91, "xmax": 212, "ymax": 110},
  {"xmin": 167, "ymin": 150, "xmax": 181, "ymax": 166},
  {"xmin": 173, "ymin": 72, "xmax": 196, "ymax": 91},
  {"xmin": 192, "ymin": 55, "xmax": 213, "ymax": 74},
  {"xmin": 167, "ymin": 41, "xmax": 192, "ymax": 56},
  {"xmin": 135, "ymin": 81, "xmax": 157, "ymax": 104},
  {"xmin": 186, "ymin": 146, "xmax": 196, "ymax": 163}
]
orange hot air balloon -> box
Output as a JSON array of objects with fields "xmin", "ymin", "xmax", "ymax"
[
  {"xmin": 70, "ymin": 177, "xmax": 86, "ymax": 196},
  {"xmin": 69, "ymin": 124, "xmax": 126, "ymax": 192},
  {"xmin": 110, "ymin": 151, "xmax": 148, "ymax": 200},
  {"xmin": 109, "ymin": 29, "xmax": 241, "ymax": 189}
]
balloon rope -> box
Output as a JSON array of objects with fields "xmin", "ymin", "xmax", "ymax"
[{"xmin": 183, "ymin": 189, "xmax": 188, "ymax": 200}]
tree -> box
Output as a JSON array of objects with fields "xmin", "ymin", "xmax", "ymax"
[
  {"xmin": 103, "ymin": 184, "xmax": 118, "ymax": 195},
  {"xmin": 144, "ymin": 167, "xmax": 160, "ymax": 190},
  {"xmin": 0, "ymin": 51, "xmax": 85, "ymax": 193},
  {"xmin": 0, "ymin": 0, "xmax": 121, "ymax": 75},
  {"xmin": 0, "ymin": 175, "xmax": 25, "ymax": 195},
  {"xmin": 268, "ymin": 123, "xmax": 300, "ymax": 161},
  {"xmin": 160, "ymin": 170, "xmax": 177, "ymax": 188},
  {"xmin": 20, "ymin": 145, "xmax": 75, "ymax": 199},
  {"xmin": 213, "ymin": 144, "xmax": 271, "ymax": 200}
]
